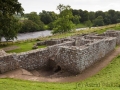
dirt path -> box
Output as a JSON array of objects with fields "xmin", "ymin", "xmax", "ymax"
[
  {"xmin": 0, "ymin": 47, "xmax": 120, "ymax": 83},
  {"xmin": 2, "ymin": 46, "xmax": 19, "ymax": 51}
]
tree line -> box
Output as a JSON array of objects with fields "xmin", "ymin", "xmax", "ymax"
[
  {"xmin": 20, "ymin": 7, "xmax": 120, "ymax": 33},
  {"xmin": 1, "ymin": 0, "xmax": 120, "ymax": 41}
]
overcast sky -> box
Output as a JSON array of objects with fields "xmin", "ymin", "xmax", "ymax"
[{"xmin": 18, "ymin": 0, "xmax": 120, "ymax": 13}]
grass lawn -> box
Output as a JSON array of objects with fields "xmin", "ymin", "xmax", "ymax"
[
  {"xmin": 0, "ymin": 54, "xmax": 120, "ymax": 90},
  {"xmin": 75, "ymin": 23, "xmax": 86, "ymax": 28},
  {"xmin": 0, "ymin": 41, "xmax": 46, "ymax": 53}
]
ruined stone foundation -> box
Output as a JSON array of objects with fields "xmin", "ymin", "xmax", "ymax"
[{"xmin": 0, "ymin": 30, "xmax": 120, "ymax": 74}]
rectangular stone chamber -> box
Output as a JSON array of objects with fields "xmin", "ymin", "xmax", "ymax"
[
  {"xmin": 0, "ymin": 30, "xmax": 119, "ymax": 74},
  {"xmin": 54, "ymin": 36, "xmax": 116, "ymax": 74}
]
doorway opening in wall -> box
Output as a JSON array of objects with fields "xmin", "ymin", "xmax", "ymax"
[
  {"xmin": 54, "ymin": 65, "xmax": 61, "ymax": 72},
  {"xmin": 48, "ymin": 58, "xmax": 58, "ymax": 71},
  {"xmin": 29, "ymin": 58, "xmax": 74, "ymax": 78}
]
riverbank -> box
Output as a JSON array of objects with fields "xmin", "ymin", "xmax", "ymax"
[
  {"xmin": 0, "ymin": 23, "xmax": 120, "ymax": 53},
  {"xmin": 1, "ymin": 30, "xmax": 52, "ymax": 41}
]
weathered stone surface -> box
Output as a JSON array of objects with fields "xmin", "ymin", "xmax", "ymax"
[
  {"xmin": 0, "ymin": 30, "xmax": 119, "ymax": 74},
  {"xmin": 32, "ymin": 45, "xmax": 38, "ymax": 49},
  {"xmin": 0, "ymin": 49, "xmax": 7, "ymax": 56},
  {"xmin": 0, "ymin": 54, "xmax": 19, "ymax": 73},
  {"xmin": 17, "ymin": 48, "xmax": 49, "ymax": 70},
  {"xmin": 36, "ymin": 41, "xmax": 45, "ymax": 46},
  {"xmin": 55, "ymin": 37, "xmax": 116, "ymax": 74},
  {"xmin": 104, "ymin": 30, "xmax": 120, "ymax": 45},
  {"xmin": 45, "ymin": 39, "xmax": 63, "ymax": 46},
  {"xmin": 45, "ymin": 38, "xmax": 73, "ymax": 46},
  {"xmin": 75, "ymin": 37, "xmax": 94, "ymax": 46}
]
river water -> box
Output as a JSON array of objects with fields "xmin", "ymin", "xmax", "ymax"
[
  {"xmin": 2, "ymin": 30, "xmax": 52, "ymax": 41},
  {"xmin": 2, "ymin": 28, "xmax": 89, "ymax": 41}
]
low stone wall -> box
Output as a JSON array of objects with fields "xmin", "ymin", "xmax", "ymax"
[
  {"xmin": 0, "ymin": 30, "xmax": 119, "ymax": 74},
  {"xmin": 17, "ymin": 48, "xmax": 49, "ymax": 70},
  {"xmin": 45, "ymin": 38, "xmax": 71, "ymax": 46},
  {"xmin": 104, "ymin": 30, "xmax": 120, "ymax": 45},
  {"xmin": 75, "ymin": 37, "xmax": 94, "ymax": 46},
  {"xmin": 0, "ymin": 48, "xmax": 51, "ymax": 73},
  {"xmin": 45, "ymin": 39, "xmax": 63, "ymax": 46},
  {"xmin": 0, "ymin": 49, "xmax": 7, "ymax": 56},
  {"xmin": 0, "ymin": 41, "xmax": 74, "ymax": 73},
  {"xmin": 0, "ymin": 54, "xmax": 19, "ymax": 73},
  {"xmin": 55, "ymin": 37, "xmax": 116, "ymax": 74},
  {"xmin": 47, "ymin": 41, "xmax": 74, "ymax": 58},
  {"xmin": 17, "ymin": 41, "xmax": 74, "ymax": 70},
  {"xmin": 84, "ymin": 35, "xmax": 106, "ymax": 40}
]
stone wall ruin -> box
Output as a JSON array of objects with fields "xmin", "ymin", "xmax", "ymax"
[{"xmin": 0, "ymin": 30, "xmax": 120, "ymax": 74}]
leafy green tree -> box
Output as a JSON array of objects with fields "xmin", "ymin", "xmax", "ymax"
[
  {"xmin": 108, "ymin": 10, "xmax": 117, "ymax": 24},
  {"xmin": 20, "ymin": 20, "xmax": 39, "ymax": 33},
  {"xmin": 52, "ymin": 4, "xmax": 75, "ymax": 34},
  {"xmin": 72, "ymin": 15, "xmax": 81, "ymax": 25},
  {"xmin": 85, "ymin": 20, "xmax": 93, "ymax": 29},
  {"xmin": 72, "ymin": 9, "xmax": 80, "ymax": 16},
  {"xmin": 53, "ymin": 17, "xmax": 75, "ymax": 33},
  {"xmin": 103, "ymin": 12, "xmax": 112, "ymax": 25},
  {"xmin": 95, "ymin": 11, "xmax": 105, "ymax": 18},
  {"xmin": 39, "ymin": 11, "xmax": 57, "ymax": 25},
  {"xmin": 26, "ymin": 12, "xmax": 44, "ymax": 30},
  {"xmin": 88, "ymin": 12, "xmax": 95, "ymax": 22},
  {"xmin": 117, "ymin": 19, "xmax": 120, "ymax": 23},
  {"xmin": 48, "ymin": 22, "xmax": 55, "ymax": 30},
  {"xmin": 3, "ymin": 17, "xmax": 22, "ymax": 41},
  {"xmin": 79, "ymin": 10, "xmax": 89, "ymax": 23},
  {"xmin": 93, "ymin": 16, "xmax": 104, "ymax": 26},
  {"xmin": 39, "ymin": 10, "xmax": 53, "ymax": 24},
  {"xmin": 0, "ymin": 0, "xmax": 23, "ymax": 41},
  {"xmin": 72, "ymin": 9, "xmax": 81, "ymax": 23}
]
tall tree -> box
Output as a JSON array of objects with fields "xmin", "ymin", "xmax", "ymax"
[
  {"xmin": 85, "ymin": 20, "xmax": 93, "ymax": 29},
  {"xmin": 95, "ymin": 11, "xmax": 105, "ymax": 18},
  {"xmin": 88, "ymin": 11, "xmax": 95, "ymax": 22},
  {"xmin": 20, "ymin": 20, "xmax": 39, "ymax": 33},
  {"xmin": 52, "ymin": 4, "xmax": 75, "ymax": 34},
  {"xmin": 79, "ymin": 10, "xmax": 89, "ymax": 23},
  {"xmin": 0, "ymin": 0, "xmax": 23, "ymax": 41},
  {"xmin": 72, "ymin": 9, "xmax": 81, "ymax": 23},
  {"xmin": 93, "ymin": 16, "xmax": 104, "ymax": 26},
  {"xmin": 72, "ymin": 9, "xmax": 80, "ymax": 16},
  {"xmin": 72, "ymin": 15, "xmax": 81, "ymax": 25},
  {"xmin": 27, "ymin": 12, "xmax": 44, "ymax": 30},
  {"xmin": 108, "ymin": 10, "xmax": 116, "ymax": 24},
  {"xmin": 103, "ymin": 12, "xmax": 112, "ymax": 25},
  {"xmin": 39, "ymin": 11, "xmax": 57, "ymax": 24}
]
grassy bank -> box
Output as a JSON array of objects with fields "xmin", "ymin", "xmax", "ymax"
[
  {"xmin": 0, "ymin": 41, "xmax": 46, "ymax": 53},
  {"xmin": 75, "ymin": 23, "xmax": 86, "ymax": 28},
  {"xmin": 0, "ymin": 54, "xmax": 120, "ymax": 90},
  {"xmin": 6, "ymin": 41, "xmax": 46, "ymax": 53}
]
